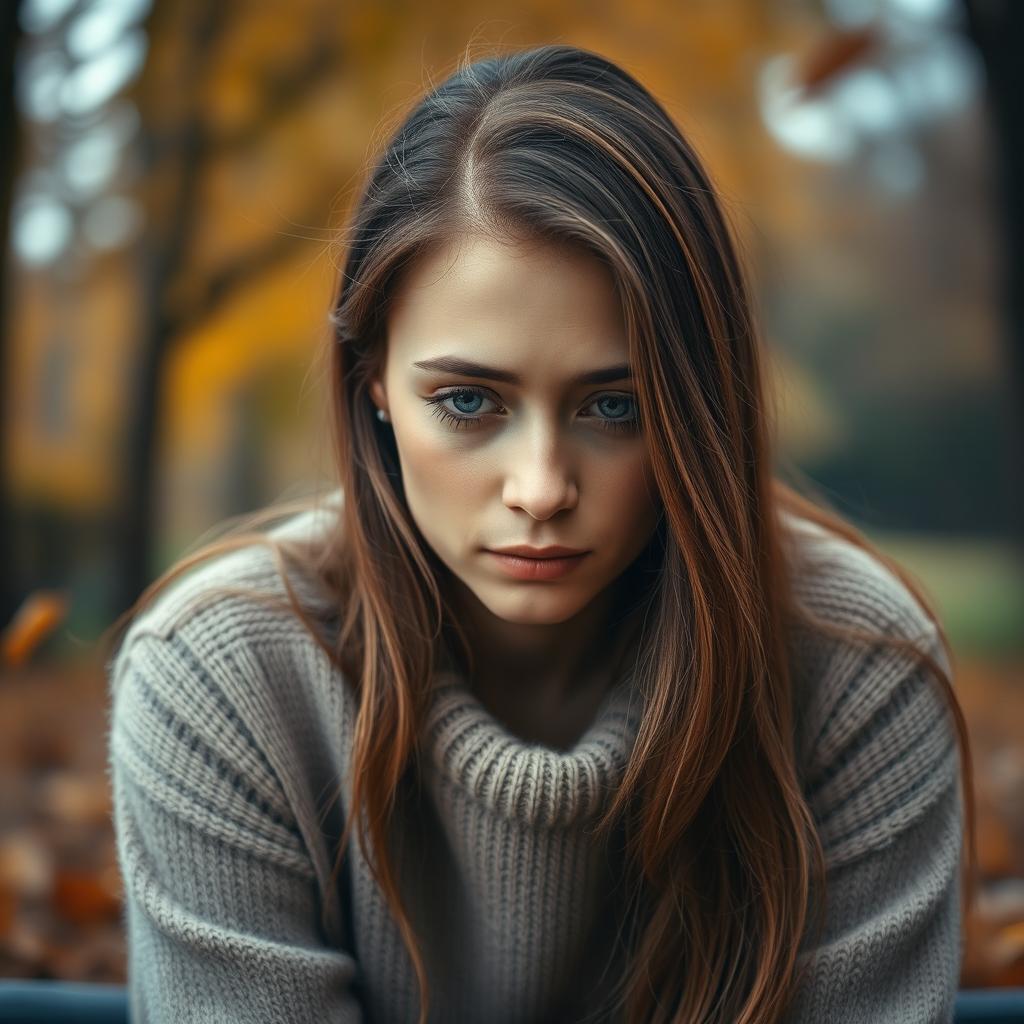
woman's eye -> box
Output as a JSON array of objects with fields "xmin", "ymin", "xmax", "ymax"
[
  {"xmin": 449, "ymin": 390, "xmax": 487, "ymax": 415},
  {"xmin": 586, "ymin": 394, "xmax": 638, "ymax": 432},
  {"xmin": 424, "ymin": 387, "xmax": 502, "ymax": 430},
  {"xmin": 423, "ymin": 386, "xmax": 639, "ymax": 434}
]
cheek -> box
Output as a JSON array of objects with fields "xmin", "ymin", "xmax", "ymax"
[
  {"xmin": 593, "ymin": 449, "xmax": 661, "ymax": 531},
  {"xmin": 393, "ymin": 427, "xmax": 486, "ymax": 521}
]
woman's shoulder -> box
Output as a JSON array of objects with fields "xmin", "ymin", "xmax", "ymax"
[
  {"xmin": 779, "ymin": 508, "xmax": 940, "ymax": 648},
  {"xmin": 115, "ymin": 491, "xmax": 344, "ymax": 656},
  {"xmin": 106, "ymin": 492, "xmax": 353, "ymax": 838},
  {"xmin": 778, "ymin": 510, "xmax": 957, "ymax": 851},
  {"xmin": 106, "ymin": 492, "xmax": 349, "ymax": 751}
]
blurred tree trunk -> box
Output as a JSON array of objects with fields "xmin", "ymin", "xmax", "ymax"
[
  {"xmin": 960, "ymin": 0, "xmax": 1024, "ymax": 551},
  {"xmin": 0, "ymin": 1, "xmax": 24, "ymax": 631},
  {"xmin": 112, "ymin": 0, "xmax": 339, "ymax": 619},
  {"xmin": 112, "ymin": 0, "xmax": 231, "ymax": 621}
]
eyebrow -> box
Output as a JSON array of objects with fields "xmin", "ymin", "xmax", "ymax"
[{"xmin": 412, "ymin": 355, "xmax": 632, "ymax": 386}]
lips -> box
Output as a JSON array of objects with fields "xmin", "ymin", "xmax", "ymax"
[
  {"xmin": 484, "ymin": 548, "xmax": 590, "ymax": 581},
  {"xmin": 487, "ymin": 545, "xmax": 588, "ymax": 559}
]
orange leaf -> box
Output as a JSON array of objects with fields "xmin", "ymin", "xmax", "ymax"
[
  {"xmin": 794, "ymin": 25, "xmax": 881, "ymax": 96},
  {"xmin": 1, "ymin": 591, "xmax": 70, "ymax": 668}
]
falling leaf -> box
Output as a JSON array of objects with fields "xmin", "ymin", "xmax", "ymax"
[
  {"xmin": 793, "ymin": 25, "xmax": 880, "ymax": 97},
  {"xmin": 1, "ymin": 592, "xmax": 70, "ymax": 669}
]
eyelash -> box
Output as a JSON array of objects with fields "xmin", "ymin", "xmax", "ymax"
[{"xmin": 424, "ymin": 386, "xmax": 640, "ymax": 434}]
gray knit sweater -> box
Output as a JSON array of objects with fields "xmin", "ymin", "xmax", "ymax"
[{"xmin": 105, "ymin": 496, "xmax": 964, "ymax": 1023}]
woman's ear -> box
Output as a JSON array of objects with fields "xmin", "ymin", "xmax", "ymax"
[{"xmin": 369, "ymin": 378, "xmax": 388, "ymax": 417}]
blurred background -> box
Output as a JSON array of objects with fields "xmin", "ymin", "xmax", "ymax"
[{"xmin": 0, "ymin": 0, "xmax": 1021, "ymax": 994}]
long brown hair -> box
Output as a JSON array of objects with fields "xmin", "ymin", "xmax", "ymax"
[{"xmin": 102, "ymin": 42, "xmax": 978, "ymax": 1024}]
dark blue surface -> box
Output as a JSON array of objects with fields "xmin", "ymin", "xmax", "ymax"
[
  {"xmin": 0, "ymin": 982, "xmax": 129, "ymax": 1023},
  {"xmin": 1, "ymin": 979, "xmax": 1023, "ymax": 1022},
  {"xmin": 956, "ymin": 989, "xmax": 1024, "ymax": 1023}
]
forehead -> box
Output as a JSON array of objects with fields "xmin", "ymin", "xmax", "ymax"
[{"xmin": 385, "ymin": 233, "xmax": 629, "ymax": 374}]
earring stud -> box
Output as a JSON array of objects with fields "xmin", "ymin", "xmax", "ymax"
[{"xmin": 376, "ymin": 408, "xmax": 389, "ymax": 423}]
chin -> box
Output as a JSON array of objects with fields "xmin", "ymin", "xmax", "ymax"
[{"xmin": 478, "ymin": 585, "xmax": 592, "ymax": 626}]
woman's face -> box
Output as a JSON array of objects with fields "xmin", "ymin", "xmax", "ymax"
[{"xmin": 370, "ymin": 231, "xmax": 662, "ymax": 627}]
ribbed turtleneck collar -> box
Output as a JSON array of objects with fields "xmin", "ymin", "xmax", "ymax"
[{"xmin": 419, "ymin": 666, "xmax": 645, "ymax": 830}]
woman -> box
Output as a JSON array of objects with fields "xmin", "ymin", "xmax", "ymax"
[{"xmin": 103, "ymin": 43, "xmax": 977, "ymax": 1023}]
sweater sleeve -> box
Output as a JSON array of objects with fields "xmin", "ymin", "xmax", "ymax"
[
  {"xmin": 782, "ymin": 621, "xmax": 964, "ymax": 1024},
  {"xmin": 107, "ymin": 628, "xmax": 363, "ymax": 1024}
]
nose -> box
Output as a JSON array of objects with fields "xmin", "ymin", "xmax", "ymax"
[{"xmin": 501, "ymin": 419, "xmax": 579, "ymax": 520}]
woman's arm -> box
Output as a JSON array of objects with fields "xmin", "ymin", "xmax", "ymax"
[
  {"xmin": 783, "ymin": 625, "xmax": 964, "ymax": 1023},
  {"xmin": 108, "ymin": 629, "xmax": 363, "ymax": 1024}
]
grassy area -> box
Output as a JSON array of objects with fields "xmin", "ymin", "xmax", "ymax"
[{"xmin": 867, "ymin": 531, "xmax": 1024, "ymax": 658}]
